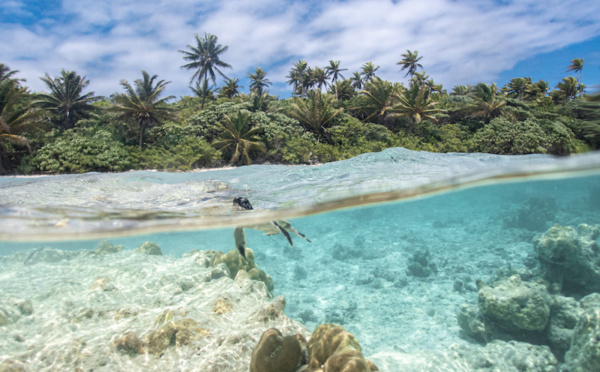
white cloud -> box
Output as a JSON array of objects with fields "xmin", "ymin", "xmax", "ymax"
[{"xmin": 1, "ymin": 0, "xmax": 599, "ymax": 98}]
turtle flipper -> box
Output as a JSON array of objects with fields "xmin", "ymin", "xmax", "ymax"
[
  {"xmin": 277, "ymin": 220, "xmax": 312, "ymax": 243},
  {"xmin": 234, "ymin": 227, "xmax": 247, "ymax": 259},
  {"xmin": 272, "ymin": 221, "xmax": 293, "ymax": 246}
]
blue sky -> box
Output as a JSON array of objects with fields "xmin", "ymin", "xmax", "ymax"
[{"xmin": 1, "ymin": 0, "xmax": 599, "ymax": 99}]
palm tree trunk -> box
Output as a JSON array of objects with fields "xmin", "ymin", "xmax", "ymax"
[{"xmin": 139, "ymin": 119, "xmax": 146, "ymax": 148}]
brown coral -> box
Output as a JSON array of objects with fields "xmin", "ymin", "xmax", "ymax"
[
  {"xmin": 307, "ymin": 324, "xmax": 378, "ymax": 372},
  {"xmin": 249, "ymin": 328, "xmax": 305, "ymax": 372},
  {"xmin": 113, "ymin": 332, "xmax": 145, "ymax": 355}
]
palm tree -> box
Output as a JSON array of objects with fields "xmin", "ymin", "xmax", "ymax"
[
  {"xmin": 287, "ymin": 90, "xmax": 343, "ymax": 142},
  {"xmin": 451, "ymin": 85, "xmax": 470, "ymax": 96},
  {"xmin": 111, "ymin": 70, "xmax": 175, "ymax": 148},
  {"xmin": 213, "ymin": 110, "xmax": 265, "ymax": 165},
  {"xmin": 524, "ymin": 80, "xmax": 549, "ymax": 101},
  {"xmin": 467, "ymin": 82, "xmax": 506, "ymax": 122},
  {"xmin": 397, "ymin": 50, "xmax": 423, "ymax": 77},
  {"xmin": 556, "ymin": 77, "xmax": 579, "ymax": 101},
  {"xmin": 361, "ymin": 62, "xmax": 379, "ymax": 83},
  {"xmin": 567, "ymin": 58, "xmax": 584, "ymax": 96},
  {"xmin": 35, "ymin": 70, "xmax": 100, "ymax": 129},
  {"xmin": 248, "ymin": 67, "xmax": 272, "ymax": 96},
  {"xmin": 287, "ymin": 60, "xmax": 309, "ymax": 96},
  {"xmin": 325, "ymin": 60, "xmax": 347, "ymax": 84},
  {"xmin": 356, "ymin": 77, "xmax": 397, "ymax": 124},
  {"xmin": 0, "ymin": 80, "xmax": 40, "ymax": 173},
  {"xmin": 329, "ymin": 80, "xmax": 355, "ymax": 101},
  {"xmin": 0, "ymin": 64, "xmax": 20, "ymax": 82},
  {"xmin": 179, "ymin": 33, "xmax": 232, "ymax": 86},
  {"xmin": 326, "ymin": 60, "xmax": 347, "ymax": 100},
  {"xmin": 219, "ymin": 77, "xmax": 242, "ymax": 100},
  {"xmin": 190, "ymin": 78, "xmax": 216, "ymax": 109},
  {"xmin": 504, "ymin": 77, "xmax": 532, "ymax": 100},
  {"xmin": 311, "ymin": 67, "xmax": 329, "ymax": 91},
  {"xmin": 349, "ymin": 72, "xmax": 364, "ymax": 90},
  {"xmin": 391, "ymin": 82, "xmax": 441, "ymax": 135}
]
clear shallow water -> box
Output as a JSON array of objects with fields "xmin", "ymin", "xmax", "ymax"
[{"xmin": 1, "ymin": 148, "xmax": 600, "ymax": 371}]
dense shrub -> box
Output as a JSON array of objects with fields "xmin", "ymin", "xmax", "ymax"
[
  {"xmin": 29, "ymin": 129, "xmax": 130, "ymax": 173},
  {"xmin": 127, "ymin": 137, "xmax": 221, "ymax": 171},
  {"xmin": 470, "ymin": 117, "xmax": 578, "ymax": 155}
]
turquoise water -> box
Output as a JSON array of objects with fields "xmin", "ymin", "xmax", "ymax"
[{"xmin": 1, "ymin": 148, "xmax": 600, "ymax": 371}]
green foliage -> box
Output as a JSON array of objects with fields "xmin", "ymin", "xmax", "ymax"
[
  {"xmin": 127, "ymin": 137, "xmax": 221, "ymax": 170},
  {"xmin": 213, "ymin": 110, "xmax": 265, "ymax": 165},
  {"xmin": 470, "ymin": 117, "xmax": 577, "ymax": 155},
  {"xmin": 30, "ymin": 129, "xmax": 130, "ymax": 173}
]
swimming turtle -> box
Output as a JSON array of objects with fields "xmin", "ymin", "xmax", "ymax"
[{"xmin": 232, "ymin": 197, "xmax": 311, "ymax": 258}]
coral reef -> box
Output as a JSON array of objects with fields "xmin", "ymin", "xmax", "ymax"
[
  {"xmin": 250, "ymin": 324, "xmax": 378, "ymax": 372},
  {"xmin": 249, "ymin": 328, "xmax": 306, "ymax": 372},
  {"xmin": 458, "ymin": 275, "xmax": 551, "ymax": 344},
  {"xmin": 210, "ymin": 248, "xmax": 274, "ymax": 292},
  {"xmin": 503, "ymin": 197, "xmax": 557, "ymax": 231},
  {"xmin": 478, "ymin": 275, "xmax": 550, "ymax": 332},
  {"xmin": 565, "ymin": 293, "xmax": 600, "ymax": 372},
  {"xmin": 406, "ymin": 249, "xmax": 437, "ymax": 278},
  {"xmin": 92, "ymin": 240, "xmax": 124, "ymax": 255},
  {"xmin": 533, "ymin": 223, "xmax": 600, "ymax": 295},
  {"xmin": 135, "ymin": 241, "xmax": 162, "ymax": 255},
  {"xmin": 307, "ymin": 324, "xmax": 378, "ymax": 372}
]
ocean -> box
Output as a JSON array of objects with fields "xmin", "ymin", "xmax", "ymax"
[{"xmin": 1, "ymin": 147, "xmax": 599, "ymax": 371}]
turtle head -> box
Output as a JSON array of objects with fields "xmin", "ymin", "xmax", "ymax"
[{"xmin": 233, "ymin": 197, "xmax": 254, "ymax": 211}]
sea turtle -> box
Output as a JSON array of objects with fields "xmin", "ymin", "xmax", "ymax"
[{"xmin": 232, "ymin": 197, "xmax": 311, "ymax": 258}]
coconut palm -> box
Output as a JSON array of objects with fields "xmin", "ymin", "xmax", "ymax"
[
  {"xmin": 467, "ymin": 82, "xmax": 506, "ymax": 122},
  {"xmin": 219, "ymin": 77, "xmax": 242, "ymax": 100},
  {"xmin": 311, "ymin": 67, "xmax": 329, "ymax": 91},
  {"xmin": 287, "ymin": 60, "xmax": 309, "ymax": 96},
  {"xmin": 248, "ymin": 67, "xmax": 272, "ymax": 96},
  {"xmin": 524, "ymin": 80, "xmax": 550, "ymax": 101},
  {"xmin": 451, "ymin": 85, "xmax": 471, "ymax": 96},
  {"xmin": 349, "ymin": 72, "xmax": 364, "ymax": 90},
  {"xmin": 0, "ymin": 80, "xmax": 41, "ymax": 173},
  {"xmin": 287, "ymin": 90, "xmax": 343, "ymax": 142},
  {"xmin": 556, "ymin": 77, "xmax": 579, "ymax": 101},
  {"xmin": 567, "ymin": 58, "xmax": 584, "ymax": 96},
  {"xmin": 361, "ymin": 62, "xmax": 379, "ymax": 83},
  {"xmin": 190, "ymin": 79, "xmax": 216, "ymax": 109},
  {"xmin": 35, "ymin": 70, "xmax": 100, "ymax": 129},
  {"xmin": 213, "ymin": 110, "xmax": 265, "ymax": 165},
  {"xmin": 329, "ymin": 80, "xmax": 355, "ymax": 101},
  {"xmin": 356, "ymin": 77, "xmax": 397, "ymax": 124},
  {"xmin": 325, "ymin": 60, "xmax": 347, "ymax": 84},
  {"xmin": 111, "ymin": 70, "xmax": 175, "ymax": 148},
  {"xmin": 397, "ymin": 50, "xmax": 423, "ymax": 77},
  {"xmin": 391, "ymin": 82, "xmax": 441, "ymax": 135},
  {"xmin": 0, "ymin": 64, "xmax": 20, "ymax": 82},
  {"xmin": 504, "ymin": 77, "xmax": 532, "ymax": 100},
  {"xmin": 179, "ymin": 33, "xmax": 232, "ymax": 86},
  {"xmin": 326, "ymin": 60, "xmax": 347, "ymax": 100}
]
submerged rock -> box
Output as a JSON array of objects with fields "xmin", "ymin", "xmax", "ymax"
[
  {"xmin": 93, "ymin": 240, "xmax": 124, "ymax": 255},
  {"xmin": 565, "ymin": 294, "xmax": 600, "ymax": 372},
  {"xmin": 210, "ymin": 248, "xmax": 274, "ymax": 292},
  {"xmin": 135, "ymin": 241, "xmax": 162, "ymax": 256},
  {"xmin": 406, "ymin": 249, "xmax": 437, "ymax": 278},
  {"xmin": 534, "ymin": 223, "xmax": 600, "ymax": 295},
  {"xmin": 478, "ymin": 275, "xmax": 550, "ymax": 332}
]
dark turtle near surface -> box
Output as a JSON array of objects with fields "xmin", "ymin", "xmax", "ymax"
[{"xmin": 232, "ymin": 197, "xmax": 311, "ymax": 258}]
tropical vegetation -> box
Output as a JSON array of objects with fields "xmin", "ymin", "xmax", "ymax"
[{"xmin": 0, "ymin": 35, "xmax": 597, "ymax": 175}]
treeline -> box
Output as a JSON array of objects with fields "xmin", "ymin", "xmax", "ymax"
[{"xmin": 0, "ymin": 33, "xmax": 598, "ymax": 175}]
